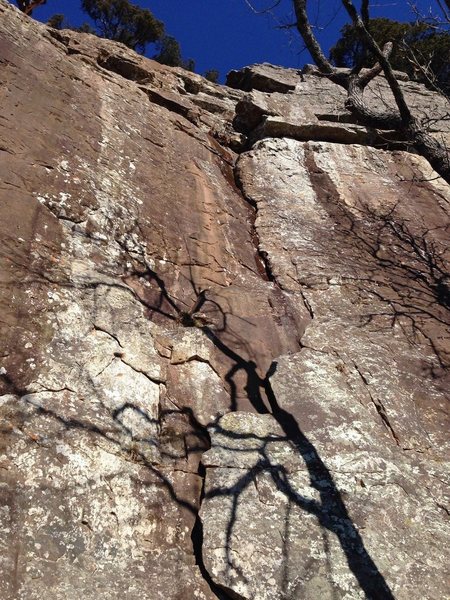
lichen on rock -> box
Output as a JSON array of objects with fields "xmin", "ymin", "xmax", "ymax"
[{"xmin": 0, "ymin": 1, "xmax": 449, "ymax": 599}]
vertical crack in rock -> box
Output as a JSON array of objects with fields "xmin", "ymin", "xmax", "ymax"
[
  {"xmin": 299, "ymin": 290, "xmax": 314, "ymax": 319},
  {"xmin": 369, "ymin": 394, "xmax": 401, "ymax": 446},
  {"xmin": 233, "ymin": 150, "xmax": 315, "ymax": 336},
  {"xmin": 191, "ymin": 463, "xmax": 237, "ymax": 600},
  {"xmin": 232, "ymin": 159, "xmax": 275, "ymax": 284},
  {"xmin": 162, "ymin": 379, "xmax": 236, "ymax": 599},
  {"xmin": 353, "ymin": 361, "xmax": 400, "ymax": 445},
  {"xmin": 233, "ymin": 154, "xmax": 290, "ymax": 292}
]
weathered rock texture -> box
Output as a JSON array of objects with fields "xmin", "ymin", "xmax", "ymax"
[{"xmin": 0, "ymin": 2, "xmax": 449, "ymax": 599}]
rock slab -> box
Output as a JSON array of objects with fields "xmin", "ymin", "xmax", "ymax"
[{"xmin": 0, "ymin": 2, "xmax": 449, "ymax": 599}]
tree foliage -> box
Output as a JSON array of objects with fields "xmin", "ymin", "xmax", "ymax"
[
  {"xmin": 80, "ymin": 0, "xmax": 164, "ymax": 53},
  {"xmin": 47, "ymin": 13, "xmax": 97, "ymax": 34},
  {"xmin": 331, "ymin": 17, "xmax": 450, "ymax": 93},
  {"xmin": 153, "ymin": 35, "xmax": 182, "ymax": 67},
  {"xmin": 47, "ymin": 14, "xmax": 65, "ymax": 29},
  {"xmin": 204, "ymin": 69, "xmax": 220, "ymax": 83},
  {"xmin": 152, "ymin": 35, "xmax": 195, "ymax": 71},
  {"xmin": 45, "ymin": 0, "xmax": 201, "ymax": 71}
]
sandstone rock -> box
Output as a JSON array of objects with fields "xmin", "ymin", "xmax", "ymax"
[
  {"xmin": 230, "ymin": 64, "xmax": 450, "ymax": 148},
  {"xmin": 207, "ymin": 136, "xmax": 450, "ymax": 599},
  {"xmin": 227, "ymin": 63, "xmax": 300, "ymax": 93},
  {"xmin": 252, "ymin": 116, "xmax": 398, "ymax": 147},
  {"xmin": 201, "ymin": 410, "xmax": 449, "ymax": 600},
  {"xmin": 0, "ymin": 1, "xmax": 449, "ymax": 599}
]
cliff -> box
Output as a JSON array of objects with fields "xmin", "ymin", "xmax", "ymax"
[{"xmin": 0, "ymin": 1, "xmax": 449, "ymax": 599}]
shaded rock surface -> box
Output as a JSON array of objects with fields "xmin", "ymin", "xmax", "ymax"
[{"xmin": 0, "ymin": 2, "xmax": 449, "ymax": 599}]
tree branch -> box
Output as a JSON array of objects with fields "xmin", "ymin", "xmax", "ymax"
[
  {"xmin": 341, "ymin": 0, "xmax": 413, "ymax": 124},
  {"xmin": 17, "ymin": 0, "xmax": 46, "ymax": 16},
  {"xmin": 291, "ymin": 0, "xmax": 450, "ymax": 183},
  {"xmin": 345, "ymin": 42, "xmax": 403, "ymax": 129},
  {"xmin": 441, "ymin": 0, "xmax": 450, "ymax": 14},
  {"xmin": 361, "ymin": 0, "xmax": 370, "ymax": 25},
  {"xmin": 292, "ymin": 0, "xmax": 335, "ymax": 74},
  {"xmin": 243, "ymin": 0, "xmax": 282, "ymax": 14}
]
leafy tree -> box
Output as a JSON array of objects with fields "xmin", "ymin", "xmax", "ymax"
[
  {"xmin": 204, "ymin": 69, "xmax": 220, "ymax": 83},
  {"xmin": 80, "ymin": 0, "xmax": 164, "ymax": 53},
  {"xmin": 45, "ymin": 2, "xmax": 196, "ymax": 72},
  {"xmin": 184, "ymin": 58, "xmax": 196, "ymax": 72},
  {"xmin": 16, "ymin": 0, "xmax": 46, "ymax": 15},
  {"xmin": 47, "ymin": 13, "xmax": 96, "ymax": 34},
  {"xmin": 153, "ymin": 35, "xmax": 183, "ymax": 66},
  {"xmin": 76, "ymin": 22, "xmax": 97, "ymax": 34},
  {"xmin": 47, "ymin": 13, "xmax": 65, "ymax": 29},
  {"xmin": 330, "ymin": 17, "xmax": 450, "ymax": 93},
  {"xmin": 153, "ymin": 35, "xmax": 195, "ymax": 71}
]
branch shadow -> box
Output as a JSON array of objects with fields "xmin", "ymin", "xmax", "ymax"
[
  {"xmin": 113, "ymin": 259, "xmax": 396, "ymax": 598},
  {"xmin": 305, "ymin": 146, "xmax": 450, "ymax": 375},
  {"xmin": 201, "ymin": 337, "xmax": 395, "ymax": 599},
  {"xmin": 1, "ymin": 243, "xmax": 400, "ymax": 598}
]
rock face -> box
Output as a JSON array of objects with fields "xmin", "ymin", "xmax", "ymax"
[{"xmin": 0, "ymin": 2, "xmax": 449, "ymax": 599}]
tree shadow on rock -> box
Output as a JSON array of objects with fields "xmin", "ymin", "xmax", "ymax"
[{"xmin": 117, "ymin": 254, "xmax": 396, "ymax": 598}]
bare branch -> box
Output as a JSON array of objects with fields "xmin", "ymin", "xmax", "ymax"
[
  {"xmin": 403, "ymin": 43, "xmax": 450, "ymax": 101},
  {"xmin": 441, "ymin": 0, "xmax": 450, "ymax": 14},
  {"xmin": 357, "ymin": 41, "xmax": 392, "ymax": 87},
  {"xmin": 243, "ymin": 0, "xmax": 282, "ymax": 15},
  {"xmin": 17, "ymin": 0, "xmax": 46, "ymax": 15},
  {"xmin": 290, "ymin": 0, "xmax": 450, "ymax": 183},
  {"xmin": 292, "ymin": 0, "xmax": 335, "ymax": 73},
  {"xmin": 410, "ymin": 0, "xmax": 450, "ymax": 27},
  {"xmin": 344, "ymin": 43, "xmax": 404, "ymax": 129},
  {"xmin": 361, "ymin": 0, "xmax": 370, "ymax": 25},
  {"xmin": 341, "ymin": 0, "xmax": 413, "ymax": 124}
]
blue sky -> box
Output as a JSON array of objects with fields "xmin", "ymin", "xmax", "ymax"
[{"xmin": 29, "ymin": 0, "xmax": 444, "ymax": 80}]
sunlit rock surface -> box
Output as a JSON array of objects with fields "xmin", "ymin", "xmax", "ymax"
[{"xmin": 0, "ymin": 2, "xmax": 449, "ymax": 599}]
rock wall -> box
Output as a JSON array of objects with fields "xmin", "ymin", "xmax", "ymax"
[{"xmin": 0, "ymin": 2, "xmax": 449, "ymax": 599}]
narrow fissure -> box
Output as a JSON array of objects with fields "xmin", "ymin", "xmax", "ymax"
[
  {"xmin": 191, "ymin": 463, "xmax": 234, "ymax": 600},
  {"xmin": 232, "ymin": 157, "xmax": 277, "ymax": 284},
  {"xmin": 232, "ymin": 150, "xmax": 316, "ymax": 330},
  {"xmin": 369, "ymin": 394, "xmax": 401, "ymax": 446},
  {"xmin": 353, "ymin": 362, "xmax": 400, "ymax": 446}
]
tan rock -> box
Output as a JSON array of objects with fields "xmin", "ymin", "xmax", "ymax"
[{"xmin": 0, "ymin": 2, "xmax": 449, "ymax": 599}]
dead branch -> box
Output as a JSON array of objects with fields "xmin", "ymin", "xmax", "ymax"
[
  {"xmin": 17, "ymin": 0, "xmax": 47, "ymax": 16},
  {"xmin": 292, "ymin": 0, "xmax": 335, "ymax": 73},
  {"xmin": 243, "ymin": 0, "xmax": 282, "ymax": 14},
  {"xmin": 293, "ymin": 0, "xmax": 450, "ymax": 184}
]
